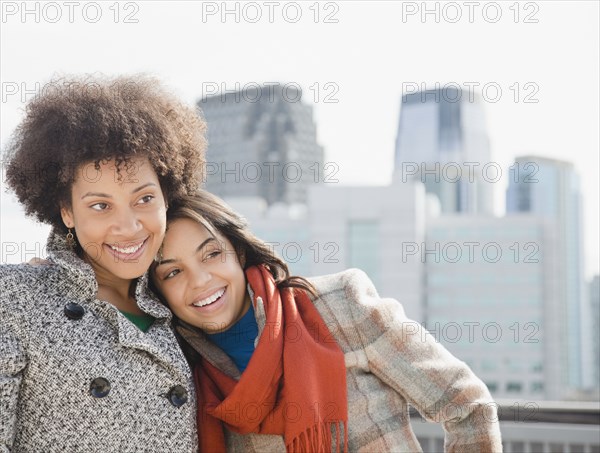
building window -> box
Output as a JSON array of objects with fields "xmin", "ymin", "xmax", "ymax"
[
  {"xmin": 530, "ymin": 442, "xmax": 544, "ymax": 453},
  {"xmin": 481, "ymin": 360, "xmax": 497, "ymax": 372},
  {"xmin": 531, "ymin": 362, "xmax": 543, "ymax": 373},
  {"xmin": 508, "ymin": 358, "xmax": 523, "ymax": 372},
  {"xmin": 347, "ymin": 220, "xmax": 380, "ymax": 287},
  {"xmin": 484, "ymin": 382, "xmax": 498, "ymax": 393},
  {"xmin": 531, "ymin": 382, "xmax": 544, "ymax": 393},
  {"xmin": 510, "ymin": 442, "xmax": 525, "ymax": 452},
  {"xmin": 506, "ymin": 382, "xmax": 522, "ymax": 393}
]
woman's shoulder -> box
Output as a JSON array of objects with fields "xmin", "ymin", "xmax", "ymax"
[
  {"xmin": 307, "ymin": 268, "xmax": 379, "ymax": 299},
  {"xmin": 0, "ymin": 262, "xmax": 61, "ymax": 300},
  {"xmin": 305, "ymin": 269, "xmax": 411, "ymax": 351},
  {"xmin": 0, "ymin": 261, "xmax": 52, "ymax": 281}
]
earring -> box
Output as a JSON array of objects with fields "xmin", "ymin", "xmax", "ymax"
[
  {"xmin": 66, "ymin": 228, "xmax": 76, "ymax": 248},
  {"xmin": 154, "ymin": 245, "xmax": 163, "ymax": 263}
]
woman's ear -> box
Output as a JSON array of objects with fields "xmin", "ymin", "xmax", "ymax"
[
  {"xmin": 60, "ymin": 205, "xmax": 74, "ymax": 229},
  {"xmin": 238, "ymin": 250, "xmax": 246, "ymax": 268}
]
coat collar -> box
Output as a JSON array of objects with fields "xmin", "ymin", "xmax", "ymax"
[
  {"xmin": 46, "ymin": 229, "xmax": 172, "ymax": 320},
  {"xmin": 174, "ymin": 283, "xmax": 267, "ymax": 378}
]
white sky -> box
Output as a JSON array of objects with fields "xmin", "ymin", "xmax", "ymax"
[{"xmin": 1, "ymin": 0, "xmax": 598, "ymax": 278}]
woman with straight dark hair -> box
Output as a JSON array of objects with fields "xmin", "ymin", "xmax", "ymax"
[{"xmin": 151, "ymin": 191, "xmax": 503, "ymax": 452}]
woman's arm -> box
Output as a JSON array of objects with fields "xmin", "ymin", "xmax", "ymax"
[
  {"xmin": 0, "ymin": 323, "xmax": 27, "ymax": 452},
  {"xmin": 342, "ymin": 269, "xmax": 502, "ymax": 452},
  {"xmin": 1, "ymin": 267, "xmax": 30, "ymax": 452}
]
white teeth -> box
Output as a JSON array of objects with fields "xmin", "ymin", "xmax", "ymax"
[
  {"xmin": 192, "ymin": 288, "xmax": 225, "ymax": 307},
  {"xmin": 109, "ymin": 241, "xmax": 144, "ymax": 255}
]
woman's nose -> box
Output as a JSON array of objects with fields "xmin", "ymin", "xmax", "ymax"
[
  {"xmin": 113, "ymin": 207, "xmax": 142, "ymax": 236},
  {"xmin": 190, "ymin": 264, "xmax": 212, "ymax": 290}
]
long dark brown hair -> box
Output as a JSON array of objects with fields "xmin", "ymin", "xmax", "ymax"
[{"xmin": 151, "ymin": 190, "xmax": 318, "ymax": 299}]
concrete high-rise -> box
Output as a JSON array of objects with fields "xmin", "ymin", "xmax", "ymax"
[
  {"xmin": 198, "ymin": 83, "xmax": 324, "ymax": 205},
  {"xmin": 588, "ymin": 275, "xmax": 599, "ymax": 392},
  {"xmin": 226, "ymin": 180, "xmax": 427, "ymax": 322},
  {"xmin": 393, "ymin": 87, "xmax": 493, "ymax": 215},
  {"xmin": 506, "ymin": 155, "xmax": 585, "ymax": 394},
  {"xmin": 425, "ymin": 214, "xmax": 560, "ymax": 399}
]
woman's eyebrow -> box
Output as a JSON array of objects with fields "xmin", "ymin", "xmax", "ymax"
[
  {"xmin": 131, "ymin": 182, "xmax": 157, "ymax": 194},
  {"xmin": 81, "ymin": 191, "xmax": 111, "ymax": 199},
  {"xmin": 81, "ymin": 183, "xmax": 158, "ymax": 200},
  {"xmin": 156, "ymin": 237, "xmax": 217, "ymax": 267}
]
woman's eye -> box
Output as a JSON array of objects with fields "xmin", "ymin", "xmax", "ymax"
[
  {"xmin": 205, "ymin": 250, "xmax": 222, "ymax": 261},
  {"xmin": 164, "ymin": 269, "xmax": 180, "ymax": 280},
  {"xmin": 138, "ymin": 195, "xmax": 155, "ymax": 205},
  {"xmin": 90, "ymin": 202, "xmax": 109, "ymax": 211}
]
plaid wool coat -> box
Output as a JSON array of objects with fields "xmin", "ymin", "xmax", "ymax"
[{"xmin": 178, "ymin": 268, "xmax": 503, "ymax": 452}]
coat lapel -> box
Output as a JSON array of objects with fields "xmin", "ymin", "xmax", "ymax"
[{"xmin": 46, "ymin": 230, "xmax": 190, "ymax": 382}]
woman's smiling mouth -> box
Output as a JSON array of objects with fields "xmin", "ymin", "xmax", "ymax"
[
  {"xmin": 105, "ymin": 237, "xmax": 149, "ymax": 261},
  {"xmin": 192, "ymin": 288, "xmax": 226, "ymax": 308}
]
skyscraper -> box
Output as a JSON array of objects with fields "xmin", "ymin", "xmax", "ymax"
[
  {"xmin": 198, "ymin": 83, "xmax": 324, "ymax": 205},
  {"xmin": 589, "ymin": 276, "xmax": 600, "ymax": 393},
  {"xmin": 394, "ymin": 87, "xmax": 493, "ymax": 215},
  {"xmin": 506, "ymin": 155, "xmax": 585, "ymax": 394}
]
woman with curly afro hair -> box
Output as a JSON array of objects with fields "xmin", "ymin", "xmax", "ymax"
[{"xmin": 1, "ymin": 74, "xmax": 206, "ymax": 452}]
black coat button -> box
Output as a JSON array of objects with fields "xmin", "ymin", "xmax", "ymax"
[
  {"xmin": 168, "ymin": 385, "xmax": 188, "ymax": 407},
  {"xmin": 64, "ymin": 303, "xmax": 85, "ymax": 320},
  {"xmin": 90, "ymin": 377, "xmax": 111, "ymax": 398}
]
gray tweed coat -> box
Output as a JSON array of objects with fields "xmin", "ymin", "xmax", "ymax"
[{"xmin": 0, "ymin": 232, "xmax": 197, "ymax": 453}]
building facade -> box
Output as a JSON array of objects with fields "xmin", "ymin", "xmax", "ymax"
[
  {"xmin": 506, "ymin": 156, "xmax": 585, "ymax": 394},
  {"xmin": 425, "ymin": 214, "xmax": 561, "ymax": 400},
  {"xmin": 394, "ymin": 87, "xmax": 494, "ymax": 215},
  {"xmin": 226, "ymin": 180, "xmax": 427, "ymax": 322},
  {"xmin": 589, "ymin": 275, "xmax": 600, "ymax": 393},
  {"xmin": 198, "ymin": 83, "xmax": 324, "ymax": 205}
]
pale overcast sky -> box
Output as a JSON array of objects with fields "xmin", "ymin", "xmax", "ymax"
[{"xmin": 1, "ymin": 0, "xmax": 598, "ymax": 277}]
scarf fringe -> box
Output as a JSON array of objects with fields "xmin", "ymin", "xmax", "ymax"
[{"xmin": 288, "ymin": 421, "xmax": 348, "ymax": 453}]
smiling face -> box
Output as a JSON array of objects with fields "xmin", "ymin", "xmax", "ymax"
[
  {"xmin": 153, "ymin": 217, "xmax": 250, "ymax": 333},
  {"xmin": 60, "ymin": 157, "xmax": 167, "ymax": 284}
]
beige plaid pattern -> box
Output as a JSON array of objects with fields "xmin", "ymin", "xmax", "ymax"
[{"xmin": 178, "ymin": 268, "xmax": 502, "ymax": 452}]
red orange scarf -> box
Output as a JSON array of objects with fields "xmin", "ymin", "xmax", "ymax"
[{"xmin": 195, "ymin": 264, "xmax": 348, "ymax": 452}]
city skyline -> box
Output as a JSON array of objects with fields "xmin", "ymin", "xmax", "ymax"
[
  {"xmin": 1, "ymin": 1, "xmax": 598, "ymax": 279},
  {"xmin": 210, "ymin": 83, "xmax": 590, "ymax": 400}
]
